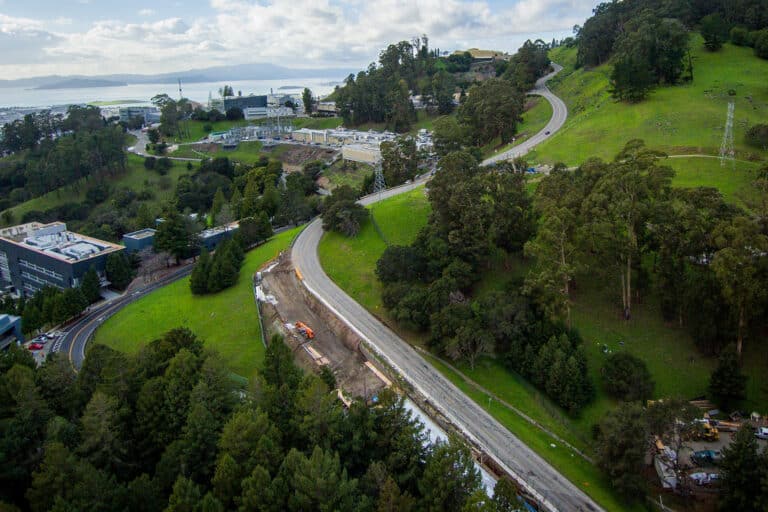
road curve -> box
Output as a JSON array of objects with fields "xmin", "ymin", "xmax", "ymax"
[
  {"xmin": 483, "ymin": 63, "xmax": 567, "ymax": 166},
  {"xmin": 292, "ymin": 67, "xmax": 602, "ymax": 512},
  {"xmin": 55, "ymin": 265, "xmax": 193, "ymax": 369}
]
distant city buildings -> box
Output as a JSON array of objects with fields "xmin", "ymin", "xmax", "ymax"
[
  {"xmin": 223, "ymin": 95, "xmax": 268, "ymax": 119},
  {"xmin": 118, "ymin": 105, "xmax": 161, "ymax": 124},
  {"xmin": 0, "ymin": 222, "xmax": 123, "ymax": 298}
]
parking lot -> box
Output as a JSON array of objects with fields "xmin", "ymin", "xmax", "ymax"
[{"xmin": 22, "ymin": 330, "xmax": 65, "ymax": 364}]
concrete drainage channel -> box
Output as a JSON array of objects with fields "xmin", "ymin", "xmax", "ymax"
[{"xmin": 253, "ymin": 253, "xmax": 547, "ymax": 508}]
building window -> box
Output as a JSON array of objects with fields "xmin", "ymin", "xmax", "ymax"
[{"xmin": 18, "ymin": 259, "xmax": 64, "ymax": 281}]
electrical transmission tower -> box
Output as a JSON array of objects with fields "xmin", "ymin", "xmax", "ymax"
[
  {"xmin": 719, "ymin": 101, "xmax": 735, "ymax": 167},
  {"xmin": 373, "ymin": 164, "xmax": 386, "ymax": 198}
]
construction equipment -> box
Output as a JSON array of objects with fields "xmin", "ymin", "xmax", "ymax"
[
  {"xmin": 688, "ymin": 420, "xmax": 720, "ymax": 442},
  {"xmin": 295, "ymin": 321, "xmax": 315, "ymax": 339}
]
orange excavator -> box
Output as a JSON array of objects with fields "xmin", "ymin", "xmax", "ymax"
[{"xmin": 295, "ymin": 321, "xmax": 315, "ymax": 339}]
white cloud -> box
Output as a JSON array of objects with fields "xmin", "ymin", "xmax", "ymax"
[{"xmin": 0, "ymin": 0, "xmax": 598, "ymax": 78}]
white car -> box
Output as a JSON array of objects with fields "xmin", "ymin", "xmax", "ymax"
[{"xmin": 756, "ymin": 427, "xmax": 768, "ymax": 440}]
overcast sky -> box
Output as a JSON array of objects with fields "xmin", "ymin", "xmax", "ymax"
[{"xmin": 0, "ymin": 0, "xmax": 599, "ymax": 79}]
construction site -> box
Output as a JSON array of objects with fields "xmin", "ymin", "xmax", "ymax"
[{"xmin": 254, "ymin": 252, "xmax": 390, "ymax": 402}]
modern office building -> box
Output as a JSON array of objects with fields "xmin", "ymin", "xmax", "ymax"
[
  {"xmin": 223, "ymin": 95, "xmax": 268, "ymax": 112},
  {"xmin": 0, "ymin": 222, "xmax": 124, "ymax": 297},
  {"xmin": 0, "ymin": 314, "xmax": 24, "ymax": 350},
  {"xmin": 122, "ymin": 228, "xmax": 157, "ymax": 254},
  {"xmin": 118, "ymin": 106, "xmax": 161, "ymax": 124},
  {"xmin": 199, "ymin": 221, "xmax": 240, "ymax": 252}
]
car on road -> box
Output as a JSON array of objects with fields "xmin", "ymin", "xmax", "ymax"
[
  {"xmin": 545, "ymin": 131, "xmax": 551, "ymax": 135},
  {"xmin": 28, "ymin": 342, "xmax": 44, "ymax": 350},
  {"xmin": 756, "ymin": 427, "xmax": 768, "ymax": 440}
]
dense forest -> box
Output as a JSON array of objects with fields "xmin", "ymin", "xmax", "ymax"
[
  {"xmin": 0, "ymin": 106, "xmax": 127, "ymax": 216},
  {"xmin": 0, "ymin": 329, "xmax": 527, "ymax": 511}
]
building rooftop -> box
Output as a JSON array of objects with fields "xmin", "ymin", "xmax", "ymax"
[
  {"xmin": 123, "ymin": 228, "xmax": 157, "ymax": 240},
  {"xmin": 0, "ymin": 222, "xmax": 123, "ymax": 262},
  {"xmin": 199, "ymin": 221, "xmax": 239, "ymax": 240}
]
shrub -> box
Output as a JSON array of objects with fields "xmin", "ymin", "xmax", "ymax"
[
  {"xmin": 730, "ymin": 27, "xmax": 752, "ymax": 47},
  {"xmin": 746, "ymin": 124, "xmax": 768, "ymax": 150},
  {"xmin": 754, "ymin": 30, "xmax": 768, "ymax": 59},
  {"xmin": 602, "ymin": 352, "xmax": 654, "ymax": 402}
]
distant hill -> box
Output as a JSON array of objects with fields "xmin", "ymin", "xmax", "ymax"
[
  {"xmin": 0, "ymin": 62, "xmax": 357, "ymax": 89},
  {"xmin": 35, "ymin": 79, "xmax": 127, "ymax": 90}
]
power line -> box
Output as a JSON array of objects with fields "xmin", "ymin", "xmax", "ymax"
[{"xmin": 719, "ymin": 100, "xmax": 735, "ymax": 168}]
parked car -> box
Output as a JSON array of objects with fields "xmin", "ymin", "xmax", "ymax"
[
  {"xmin": 28, "ymin": 343, "xmax": 44, "ymax": 351},
  {"xmin": 690, "ymin": 472, "xmax": 720, "ymax": 486},
  {"xmin": 756, "ymin": 427, "xmax": 768, "ymax": 440},
  {"xmin": 691, "ymin": 449, "xmax": 721, "ymax": 466}
]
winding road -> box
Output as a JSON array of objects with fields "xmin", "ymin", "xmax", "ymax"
[
  {"xmin": 292, "ymin": 65, "xmax": 601, "ymax": 512},
  {"xmin": 483, "ymin": 63, "xmax": 567, "ymax": 166},
  {"xmin": 55, "ymin": 265, "xmax": 193, "ymax": 369}
]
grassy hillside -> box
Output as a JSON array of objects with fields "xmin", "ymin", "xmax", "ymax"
[
  {"xmin": 534, "ymin": 35, "xmax": 768, "ymax": 166},
  {"xmin": 318, "ymin": 161, "xmax": 768, "ymax": 509},
  {"xmin": 93, "ymin": 227, "xmax": 302, "ymax": 379},
  {"xmin": 1, "ymin": 154, "xmax": 191, "ymax": 227}
]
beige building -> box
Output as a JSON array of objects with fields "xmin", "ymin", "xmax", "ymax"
[{"xmin": 342, "ymin": 143, "xmax": 381, "ymax": 164}]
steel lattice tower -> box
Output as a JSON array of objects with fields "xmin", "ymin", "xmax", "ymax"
[
  {"xmin": 373, "ymin": 164, "xmax": 386, "ymax": 197},
  {"xmin": 719, "ymin": 101, "xmax": 735, "ymax": 168}
]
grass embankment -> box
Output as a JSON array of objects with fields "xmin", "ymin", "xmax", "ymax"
[
  {"xmin": 482, "ymin": 96, "xmax": 553, "ymax": 158},
  {"xmin": 1, "ymin": 154, "xmax": 190, "ymax": 226},
  {"xmin": 322, "ymin": 161, "xmax": 374, "ymax": 191},
  {"xmin": 173, "ymin": 120, "xmax": 250, "ymax": 143},
  {"xmin": 291, "ymin": 117, "xmax": 344, "ymax": 130},
  {"xmin": 533, "ymin": 35, "xmax": 768, "ymax": 166},
  {"xmin": 93, "ymin": 227, "xmax": 302, "ymax": 379},
  {"xmin": 318, "ymin": 172, "xmax": 768, "ymax": 510}
]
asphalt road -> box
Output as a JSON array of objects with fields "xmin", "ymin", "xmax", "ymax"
[
  {"xmin": 292, "ymin": 66, "xmax": 603, "ymax": 512},
  {"xmin": 482, "ymin": 64, "xmax": 567, "ymax": 166},
  {"xmin": 54, "ymin": 265, "xmax": 193, "ymax": 369}
]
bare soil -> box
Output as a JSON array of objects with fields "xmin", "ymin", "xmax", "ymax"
[
  {"xmin": 265, "ymin": 144, "xmax": 338, "ymax": 173},
  {"xmin": 258, "ymin": 252, "xmax": 386, "ymax": 399}
]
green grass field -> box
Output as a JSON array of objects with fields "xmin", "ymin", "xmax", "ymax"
[
  {"xmin": 668, "ymin": 156, "xmax": 761, "ymax": 209},
  {"xmin": 534, "ymin": 36, "xmax": 768, "ymax": 166},
  {"xmin": 291, "ymin": 117, "xmax": 344, "ymax": 130},
  {"xmin": 172, "ymin": 120, "xmax": 251, "ymax": 143},
  {"xmin": 1, "ymin": 154, "xmax": 190, "ymax": 227},
  {"xmin": 93, "ymin": 227, "xmax": 302, "ymax": 379}
]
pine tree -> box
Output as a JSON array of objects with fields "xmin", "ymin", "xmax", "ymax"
[
  {"xmin": 189, "ymin": 249, "xmax": 211, "ymax": 295},
  {"xmin": 709, "ymin": 344, "xmax": 748, "ymax": 409},
  {"xmin": 80, "ymin": 267, "xmax": 101, "ymax": 304},
  {"xmin": 719, "ymin": 427, "xmax": 765, "ymax": 510},
  {"xmin": 241, "ymin": 177, "xmax": 260, "ymax": 218},
  {"xmin": 229, "ymin": 187, "xmax": 243, "ymax": 219},
  {"xmin": 211, "ymin": 187, "xmax": 226, "ymax": 221}
]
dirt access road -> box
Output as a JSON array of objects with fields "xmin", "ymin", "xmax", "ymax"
[{"xmin": 258, "ymin": 252, "xmax": 387, "ymax": 399}]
